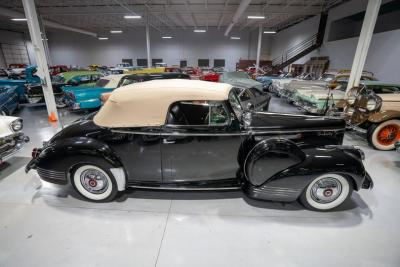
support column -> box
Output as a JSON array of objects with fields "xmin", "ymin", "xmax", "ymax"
[
  {"xmin": 146, "ymin": 11, "xmax": 151, "ymax": 68},
  {"xmin": 39, "ymin": 15, "xmax": 52, "ymax": 66},
  {"xmin": 346, "ymin": 0, "xmax": 381, "ymax": 92},
  {"xmin": 255, "ymin": 24, "xmax": 263, "ymax": 73},
  {"xmin": 22, "ymin": 0, "xmax": 58, "ymax": 121}
]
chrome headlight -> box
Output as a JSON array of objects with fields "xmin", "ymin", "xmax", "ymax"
[
  {"xmin": 11, "ymin": 119, "xmax": 23, "ymax": 131},
  {"xmin": 366, "ymin": 98, "xmax": 377, "ymax": 111},
  {"xmin": 347, "ymin": 88, "xmax": 358, "ymax": 105}
]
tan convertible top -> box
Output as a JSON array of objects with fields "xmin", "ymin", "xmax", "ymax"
[{"xmin": 94, "ymin": 79, "xmax": 233, "ymax": 127}]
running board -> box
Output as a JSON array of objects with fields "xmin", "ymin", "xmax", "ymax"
[{"xmin": 127, "ymin": 179, "xmax": 242, "ymax": 191}]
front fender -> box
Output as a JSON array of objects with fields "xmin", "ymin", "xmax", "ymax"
[
  {"xmin": 368, "ymin": 110, "xmax": 400, "ymax": 123},
  {"xmin": 28, "ymin": 137, "xmax": 122, "ymax": 173}
]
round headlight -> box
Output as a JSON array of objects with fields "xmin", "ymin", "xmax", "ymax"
[
  {"xmin": 11, "ymin": 119, "xmax": 23, "ymax": 131},
  {"xmin": 347, "ymin": 89, "xmax": 358, "ymax": 105},
  {"xmin": 366, "ymin": 99, "xmax": 377, "ymax": 111}
]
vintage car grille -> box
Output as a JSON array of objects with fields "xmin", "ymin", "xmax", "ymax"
[
  {"xmin": 0, "ymin": 134, "xmax": 17, "ymax": 154},
  {"xmin": 37, "ymin": 167, "xmax": 67, "ymax": 181}
]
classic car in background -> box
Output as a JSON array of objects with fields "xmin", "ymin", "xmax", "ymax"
[
  {"xmin": 27, "ymin": 70, "xmax": 103, "ymax": 107},
  {"xmin": 0, "ymin": 85, "xmax": 19, "ymax": 115},
  {"xmin": 64, "ymin": 72, "xmax": 190, "ymax": 110},
  {"xmin": 0, "ymin": 69, "xmax": 9, "ymax": 79},
  {"xmin": 343, "ymin": 81, "xmax": 400, "ymax": 150},
  {"xmin": 219, "ymin": 71, "xmax": 264, "ymax": 92},
  {"xmin": 200, "ymin": 72, "xmax": 221, "ymax": 82},
  {"xmin": 269, "ymin": 72, "xmax": 315, "ymax": 95},
  {"xmin": 256, "ymin": 72, "xmax": 293, "ymax": 90},
  {"xmin": 0, "ymin": 66, "xmax": 41, "ymax": 102},
  {"xmin": 49, "ymin": 65, "xmax": 69, "ymax": 76},
  {"xmin": 26, "ymin": 79, "xmax": 372, "ymax": 211},
  {"xmin": 183, "ymin": 67, "xmax": 202, "ymax": 80},
  {"xmin": 123, "ymin": 67, "xmax": 165, "ymax": 74},
  {"xmin": 232, "ymin": 86, "xmax": 271, "ymax": 111},
  {"xmin": 0, "ymin": 115, "xmax": 29, "ymax": 164}
]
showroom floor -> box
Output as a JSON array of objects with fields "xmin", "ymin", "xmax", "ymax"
[{"xmin": 1, "ymin": 97, "xmax": 400, "ymax": 267}]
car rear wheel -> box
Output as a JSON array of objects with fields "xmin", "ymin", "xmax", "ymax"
[
  {"xmin": 368, "ymin": 119, "xmax": 400, "ymax": 150},
  {"xmin": 71, "ymin": 164, "xmax": 118, "ymax": 202},
  {"xmin": 299, "ymin": 173, "xmax": 352, "ymax": 211}
]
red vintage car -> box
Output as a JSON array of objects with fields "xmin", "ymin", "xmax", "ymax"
[
  {"xmin": 183, "ymin": 67, "xmax": 202, "ymax": 80},
  {"xmin": 49, "ymin": 65, "xmax": 69, "ymax": 76},
  {"xmin": 8, "ymin": 63, "xmax": 27, "ymax": 69},
  {"xmin": 200, "ymin": 72, "xmax": 221, "ymax": 82}
]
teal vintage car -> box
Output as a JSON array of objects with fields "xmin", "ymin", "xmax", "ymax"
[{"xmin": 63, "ymin": 72, "xmax": 190, "ymax": 110}]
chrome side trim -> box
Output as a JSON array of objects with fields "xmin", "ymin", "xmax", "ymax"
[
  {"xmin": 110, "ymin": 167, "xmax": 126, "ymax": 191},
  {"xmin": 128, "ymin": 185, "xmax": 241, "ymax": 191},
  {"xmin": 112, "ymin": 128, "xmax": 343, "ymax": 136}
]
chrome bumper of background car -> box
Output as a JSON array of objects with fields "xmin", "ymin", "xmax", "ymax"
[{"xmin": 0, "ymin": 134, "xmax": 30, "ymax": 163}]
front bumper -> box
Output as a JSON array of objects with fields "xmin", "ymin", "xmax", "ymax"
[{"xmin": 0, "ymin": 133, "xmax": 30, "ymax": 163}]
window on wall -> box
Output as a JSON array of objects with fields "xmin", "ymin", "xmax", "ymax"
[
  {"xmin": 152, "ymin": 58, "xmax": 163, "ymax": 66},
  {"xmin": 180, "ymin": 60, "xmax": 187, "ymax": 67},
  {"xmin": 137, "ymin": 59, "xmax": 148, "ymax": 67},
  {"xmin": 198, "ymin": 59, "xmax": 209, "ymax": 67},
  {"xmin": 122, "ymin": 59, "xmax": 133, "ymax": 66},
  {"xmin": 214, "ymin": 59, "xmax": 225, "ymax": 67}
]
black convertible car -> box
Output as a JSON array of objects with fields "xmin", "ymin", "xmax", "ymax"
[{"xmin": 26, "ymin": 79, "xmax": 373, "ymax": 211}]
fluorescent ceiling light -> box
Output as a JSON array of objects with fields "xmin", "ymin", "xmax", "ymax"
[
  {"xmin": 110, "ymin": 30, "xmax": 123, "ymax": 33},
  {"xmin": 11, "ymin": 18, "xmax": 27, "ymax": 21},
  {"xmin": 124, "ymin": 15, "xmax": 141, "ymax": 19},
  {"xmin": 98, "ymin": 37, "xmax": 108, "ymax": 40},
  {"xmin": 230, "ymin": 36, "xmax": 241, "ymax": 40},
  {"xmin": 194, "ymin": 29, "xmax": 206, "ymax": 33},
  {"xmin": 247, "ymin": 16, "xmax": 265, "ymax": 19},
  {"xmin": 162, "ymin": 36, "xmax": 172, "ymax": 39},
  {"xmin": 263, "ymin": 31, "xmax": 276, "ymax": 34}
]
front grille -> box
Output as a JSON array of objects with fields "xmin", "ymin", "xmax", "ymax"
[
  {"xmin": 37, "ymin": 168, "xmax": 67, "ymax": 181},
  {"xmin": 0, "ymin": 134, "xmax": 17, "ymax": 154}
]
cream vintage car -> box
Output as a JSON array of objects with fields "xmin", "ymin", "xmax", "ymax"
[
  {"xmin": 0, "ymin": 115, "xmax": 29, "ymax": 163},
  {"xmin": 344, "ymin": 81, "xmax": 400, "ymax": 150}
]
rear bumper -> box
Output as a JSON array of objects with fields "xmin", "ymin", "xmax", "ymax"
[{"xmin": 0, "ymin": 134, "xmax": 30, "ymax": 163}]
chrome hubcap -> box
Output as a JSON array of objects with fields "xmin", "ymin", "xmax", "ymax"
[
  {"xmin": 80, "ymin": 168, "xmax": 108, "ymax": 194},
  {"xmin": 310, "ymin": 177, "xmax": 342, "ymax": 204}
]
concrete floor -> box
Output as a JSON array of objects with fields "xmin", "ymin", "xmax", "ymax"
[{"xmin": 1, "ymin": 98, "xmax": 400, "ymax": 267}]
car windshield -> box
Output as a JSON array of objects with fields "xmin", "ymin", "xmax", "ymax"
[
  {"xmin": 229, "ymin": 72, "xmax": 249, "ymax": 79},
  {"xmin": 95, "ymin": 78, "xmax": 110, "ymax": 87},
  {"xmin": 52, "ymin": 74, "xmax": 66, "ymax": 83},
  {"xmin": 228, "ymin": 90, "xmax": 243, "ymax": 119}
]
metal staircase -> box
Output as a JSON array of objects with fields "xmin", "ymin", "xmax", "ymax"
[{"xmin": 271, "ymin": 12, "xmax": 328, "ymax": 71}]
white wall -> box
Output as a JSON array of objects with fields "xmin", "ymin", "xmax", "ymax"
[
  {"xmin": 269, "ymin": 0, "xmax": 400, "ymax": 83},
  {"xmin": 46, "ymin": 27, "xmax": 271, "ymax": 71},
  {"xmin": 0, "ymin": 29, "xmax": 36, "ymax": 68}
]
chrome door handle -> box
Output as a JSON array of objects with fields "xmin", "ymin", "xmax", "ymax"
[{"xmin": 163, "ymin": 139, "xmax": 175, "ymax": 144}]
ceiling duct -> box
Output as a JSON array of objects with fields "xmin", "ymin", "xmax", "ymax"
[{"xmin": 224, "ymin": 0, "xmax": 252, "ymax": 36}]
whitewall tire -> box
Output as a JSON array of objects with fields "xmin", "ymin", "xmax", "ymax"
[
  {"xmin": 368, "ymin": 119, "xmax": 400, "ymax": 151},
  {"xmin": 72, "ymin": 164, "xmax": 118, "ymax": 202},
  {"xmin": 300, "ymin": 173, "xmax": 352, "ymax": 211}
]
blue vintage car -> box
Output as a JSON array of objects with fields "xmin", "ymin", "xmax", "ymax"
[
  {"xmin": 63, "ymin": 72, "xmax": 190, "ymax": 110},
  {"xmin": 256, "ymin": 73, "xmax": 293, "ymax": 90},
  {"xmin": 0, "ymin": 85, "xmax": 19, "ymax": 115},
  {"xmin": 0, "ymin": 66, "xmax": 40, "ymax": 103}
]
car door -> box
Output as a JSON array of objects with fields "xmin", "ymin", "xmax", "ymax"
[{"xmin": 161, "ymin": 100, "xmax": 242, "ymax": 183}]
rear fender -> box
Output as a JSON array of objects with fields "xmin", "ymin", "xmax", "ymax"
[{"xmin": 244, "ymin": 138, "xmax": 306, "ymax": 186}]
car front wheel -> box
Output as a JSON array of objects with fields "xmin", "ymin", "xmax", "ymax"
[
  {"xmin": 299, "ymin": 173, "xmax": 352, "ymax": 211},
  {"xmin": 367, "ymin": 119, "xmax": 400, "ymax": 150},
  {"xmin": 71, "ymin": 164, "xmax": 118, "ymax": 202}
]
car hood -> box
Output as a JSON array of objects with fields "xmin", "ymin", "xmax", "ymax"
[
  {"xmin": 0, "ymin": 115, "xmax": 20, "ymax": 138},
  {"xmin": 249, "ymin": 111, "xmax": 345, "ymax": 131},
  {"xmin": 49, "ymin": 119, "xmax": 103, "ymax": 144}
]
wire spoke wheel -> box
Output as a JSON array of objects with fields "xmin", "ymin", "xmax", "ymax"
[{"xmin": 377, "ymin": 124, "xmax": 400, "ymax": 146}]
